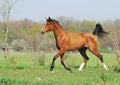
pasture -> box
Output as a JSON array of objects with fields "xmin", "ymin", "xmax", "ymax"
[{"xmin": 0, "ymin": 51, "xmax": 120, "ymax": 85}]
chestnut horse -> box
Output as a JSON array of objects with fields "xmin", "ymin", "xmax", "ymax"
[{"xmin": 41, "ymin": 17, "xmax": 108, "ymax": 72}]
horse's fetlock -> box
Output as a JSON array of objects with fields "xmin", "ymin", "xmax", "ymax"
[
  {"xmin": 87, "ymin": 57, "xmax": 89, "ymax": 60},
  {"xmin": 51, "ymin": 65, "xmax": 54, "ymax": 68},
  {"xmin": 50, "ymin": 65, "xmax": 54, "ymax": 71}
]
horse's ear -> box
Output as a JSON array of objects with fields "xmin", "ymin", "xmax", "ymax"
[
  {"xmin": 48, "ymin": 17, "xmax": 51, "ymax": 21},
  {"xmin": 45, "ymin": 17, "xmax": 50, "ymax": 22},
  {"xmin": 46, "ymin": 17, "xmax": 51, "ymax": 22}
]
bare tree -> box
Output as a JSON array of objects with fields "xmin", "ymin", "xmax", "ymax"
[
  {"xmin": 0, "ymin": 0, "xmax": 16, "ymax": 58},
  {"xmin": 104, "ymin": 20, "xmax": 120, "ymax": 67},
  {"xmin": 109, "ymin": 31, "xmax": 120, "ymax": 66}
]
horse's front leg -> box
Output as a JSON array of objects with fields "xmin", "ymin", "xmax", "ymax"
[
  {"xmin": 61, "ymin": 54, "xmax": 72, "ymax": 71},
  {"xmin": 50, "ymin": 48, "xmax": 65, "ymax": 71}
]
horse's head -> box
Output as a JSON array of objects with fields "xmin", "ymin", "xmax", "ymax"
[{"xmin": 41, "ymin": 17, "xmax": 55, "ymax": 34}]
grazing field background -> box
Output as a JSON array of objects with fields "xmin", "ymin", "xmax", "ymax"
[
  {"xmin": 0, "ymin": 0, "xmax": 120, "ymax": 85},
  {"xmin": 0, "ymin": 51, "xmax": 120, "ymax": 85}
]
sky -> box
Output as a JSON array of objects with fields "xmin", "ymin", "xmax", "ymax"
[{"xmin": 11, "ymin": 0, "xmax": 120, "ymax": 22}]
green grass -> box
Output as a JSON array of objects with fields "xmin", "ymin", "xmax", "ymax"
[{"xmin": 0, "ymin": 51, "xmax": 120, "ymax": 85}]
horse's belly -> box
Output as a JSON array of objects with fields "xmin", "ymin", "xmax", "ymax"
[
  {"xmin": 66, "ymin": 41, "xmax": 86, "ymax": 51},
  {"xmin": 57, "ymin": 35, "xmax": 87, "ymax": 51}
]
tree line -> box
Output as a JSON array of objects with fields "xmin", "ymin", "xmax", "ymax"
[
  {"xmin": 0, "ymin": 17, "xmax": 120, "ymax": 52},
  {"xmin": 0, "ymin": 0, "xmax": 120, "ymax": 54}
]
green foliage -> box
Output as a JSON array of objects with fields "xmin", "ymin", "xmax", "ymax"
[
  {"xmin": 46, "ymin": 32, "xmax": 54, "ymax": 38},
  {"xmin": 12, "ymin": 39, "xmax": 25, "ymax": 51},
  {"xmin": 80, "ymin": 20, "xmax": 96, "ymax": 33},
  {"xmin": 66, "ymin": 23, "xmax": 80, "ymax": 33},
  {"xmin": 17, "ymin": 28, "xmax": 27, "ymax": 38},
  {"xmin": 37, "ymin": 53, "xmax": 46, "ymax": 66},
  {"xmin": 0, "ymin": 29, "xmax": 5, "ymax": 40},
  {"xmin": 114, "ymin": 66, "xmax": 120, "ymax": 73},
  {"xmin": 98, "ymin": 49, "xmax": 112, "ymax": 53},
  {"xmin": 29, "ymin": 24, "xmax": 42, "ymax": 36},
  {"xmin": 0, "ymin": 78, "xmax": 30, "ymax": 85}
]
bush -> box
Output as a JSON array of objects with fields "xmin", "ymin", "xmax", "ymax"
[
  {"xmin": 37, "ymin": 52, "xmax": 46, "ymax": 66},
  {"xmin": 114, "ymin": 66, "xmax": 120, "ymax": 73},
  {"xmin": 12, "ymin": 39, "xmax": 25, "ymax": 51}
]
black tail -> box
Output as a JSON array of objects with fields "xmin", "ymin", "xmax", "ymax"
[{"xmin": 93, "ymin": 23, "xmax": 107, "ymax": 38}]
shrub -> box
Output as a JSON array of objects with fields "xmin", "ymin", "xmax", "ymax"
[{"xmin": 37, "ymin": 52, "xmax": 46, "ymax": 66}]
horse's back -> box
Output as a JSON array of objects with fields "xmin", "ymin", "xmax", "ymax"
[
  {"xmin": 57, "ymin": 31, "xmax": 98, "ymax": 51},
  {"xmin": 65, "ymin": 32, "xmax": 94, "ymax": 50}
]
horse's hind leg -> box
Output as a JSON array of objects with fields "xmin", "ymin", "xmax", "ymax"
[
  {"xmin": 89, "ymin": 48, "xmax": 108, "ymax": 70},
  {"xmin": 78, "ymin": 47, "xmax": 89, "ymax": 71}
]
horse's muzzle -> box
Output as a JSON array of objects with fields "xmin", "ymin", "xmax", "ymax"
[
  {"xmin": 40, "ymin": 29, "xmax": 45, "ymax": 34},
  {"xmin": 41, "ymin": 31, "xmax": 45, "ymax": 34}
]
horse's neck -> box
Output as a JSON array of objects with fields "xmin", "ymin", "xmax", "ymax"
[{"xmin": 53, "ymin": 24, "xmax": 65, "ymax": 40}]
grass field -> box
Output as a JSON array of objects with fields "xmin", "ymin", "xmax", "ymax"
[{"xmin": 0, "ymin": 51, "xmax": 120, "ymax": 85}]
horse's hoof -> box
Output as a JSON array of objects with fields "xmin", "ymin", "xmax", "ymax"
[
  {"xmin": 78, "ymin": 69, "xmax": 82, "ymax": 71},
  {"xmin": 50, "ymin": 70, "xmax": 54, "ymax": 73},
  {"xmin": 36, "ymin": 77, "xmax": 41, "ymax": 81},
  {"xmin": 67, "ymin": 68, "xmax": 72, "ymax": 71},
  {"xmin": 50, "ymin": 68, "xmax": 53, "ymax": 71}
]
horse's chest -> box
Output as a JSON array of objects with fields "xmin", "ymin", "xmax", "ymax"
[
  {"xmin": 56, "ymin": 39, "xmax": 67, "ymax": 50},
  {"xmin": 56, "ymin": 35, "xmax": 68, "ymax": 47},
  {"xmin": 56, "ymin": 41, "xmax": 64, "ymax": 50},
  {"xmin": 56, "ymin": 42, "xmax": 60, "ymax": 50}
]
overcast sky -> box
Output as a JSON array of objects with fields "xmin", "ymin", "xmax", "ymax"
[{"xmin": 11, "ymin": 0, "xmax": 120, "ymax": 22}]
